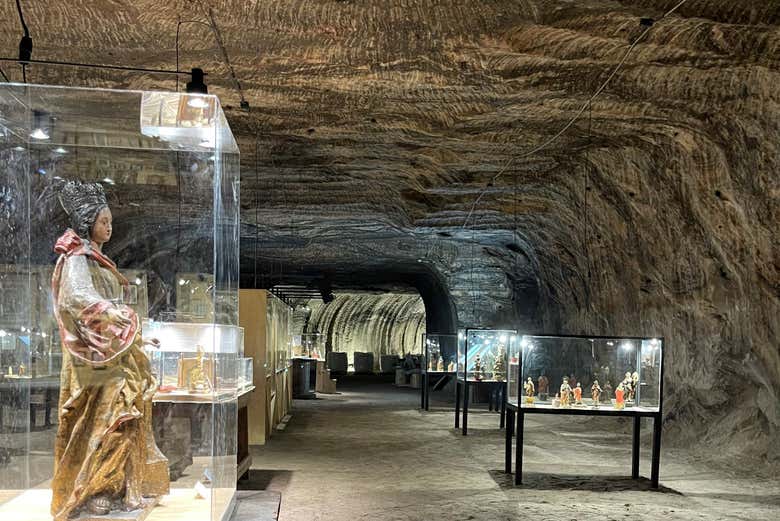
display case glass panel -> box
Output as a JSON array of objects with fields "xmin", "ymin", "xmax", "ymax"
[
  {"xmin": 506, "ymin": 334, "xmax": 520, "ymax": 405},
  {"xmin": 457, "ymin": 328, "xmax": 515, "ymax": 382},
  {"xmin": 422, "ymin": 333, "xmax": 457, "ymax": 373},
  {"xmin": 0, "ymin": 84, "xmax": 240, "ymax": 521},
  {"xmin": 511, "ymin": 334, "xmax": 663, "ymax": 412}
]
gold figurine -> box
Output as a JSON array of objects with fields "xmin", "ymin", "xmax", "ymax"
[{"xmin": 188, "ymin": 345, "xmax": 212, "ymax": 392}]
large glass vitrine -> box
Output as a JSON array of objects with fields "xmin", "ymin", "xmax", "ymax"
[
  {"xmin": 504, "ymin": 334, "xmax": 665, "ymax": 489},
  {"xmin": 0, "ymin": 83, "xmax": 241, "ymax": 521}
]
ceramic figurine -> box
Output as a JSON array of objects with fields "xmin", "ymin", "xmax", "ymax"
[
  {"xmin": 50, "ymin": 181, "xmax": 168, "ymax": 519},
  {"xmin": 472, "ymin": 355, "xmax": 484, "ymax": 381},
  {"xmin": 18, "ymin": 363, "xmax": 25, "ymax": 377},
  {"xmin": 538, "ymin": 375, "xmax": 549, "ymax": 400},
  {"xmin": 523, "ymin": 377, "xmax": 535, "ymax": 404},
  {"xmin": 492, "ymin": 345, "xmax": 507, "ymax": 382},
  {"xmin": 552, "ymin": 393, "xmax": 561, "ymax": 408},
  {"xmin": 603, "ymin": 381, "xmax": 613, "ymax": 402},
  {"xmin": 621, "ymin": 372, "xmax": 635, "ymax": 404},
  {"xmin": 447, "ymin": 360, "xmax": 456, "ymax": 372},
  {"xmin": 428, "ymin": 358, "xmax": 435, "ymax": 372},
  {"xmin": 573, "ymin": 382, "xmax": 583, "ymax": 406},
  {"xmin": 631, "ymin": 371, "xmax": 640, "ymax": 402},
  {"xmin": 615, "ymin": 381, "xmax": 626, "ymax": 409},
  {"xmin": 559, "ymin": 376, "xmax": 572, "ymax": 407},
  {"xmin": 591, "ymin": 380, "xmax": 602, "ymax": 407},
  {"xmin": 436, "ymin": 356, "xmax": 444, "ymax": 372},
  {"xmin": 7, "ymin": 366, "xmax": 12, "ymax": 376}
]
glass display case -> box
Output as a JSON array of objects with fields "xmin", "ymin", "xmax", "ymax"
[
  {"xmin": 423, "ymin": 333, "xmax": 457, "ymax": 374},
  {"xmin": 457, "ymin": 328, "xmax": 516, "ymax": 382},
  {"xmin": 0, "ymin": 83, "xmax": 240, "ymax": 521},
  {"xmin": 292, "ymin": 332, "xmax": 324, "ymax": 359},
  {"xmin": 507, "ymin": 335, "xmax": 663, "ymax": 412}
]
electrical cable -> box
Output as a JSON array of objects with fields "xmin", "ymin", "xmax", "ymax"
[
  {"xmin": 176, "ymin": 19, "xmax": 212, "ymax": 92},
  {"xmin": 0, "ymin": 67, "xmax": 8, "ymax": 82},
  {"xmin": 460, "ymin": 0, "xmax": 690, "ymax": 230},
  {"xmin": 0, "ymin": 57, "xmax": 197, "ymax": 77},
  {"xmin": 15, "ymin": 0, "xmax": 29, "ymax": 37}
]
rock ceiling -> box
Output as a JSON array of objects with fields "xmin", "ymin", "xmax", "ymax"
[{"xmin": 0, "ymin": 1, "xmax": 778, "ymax": 468}]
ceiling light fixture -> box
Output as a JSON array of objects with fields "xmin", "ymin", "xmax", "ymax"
[{"xmin": 53, "ymin": 146, "xmax": 67, "ymax": 154}]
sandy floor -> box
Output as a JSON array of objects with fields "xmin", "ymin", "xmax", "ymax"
[{"xmin": 251, "ymin": 381, "xmax": 779, "ymax": 521}]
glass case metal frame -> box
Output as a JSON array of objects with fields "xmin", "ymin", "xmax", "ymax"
[{"xmin": 504, "ymin": 334, "xmax": 665, "ymax": 489}]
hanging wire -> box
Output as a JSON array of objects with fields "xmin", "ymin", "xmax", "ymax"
[
  {"xmin": 0, "ymin": 67, "xmax": 8, "ymax": 82},
  {"xmin": 460, "ymin": 0, "xmax": 691, "ymax": 230},
  {"xmin": 175, "ymin": 19, "xmax": 212, "ymax": 92}
]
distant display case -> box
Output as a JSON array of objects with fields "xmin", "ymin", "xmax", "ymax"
[
  {"xmin": 0, "ymin": 83, "xmax": 241, "ymax": 521},
  {"xmin": 507, "ymin": 335, "xmax": 662, "ymax": 412},
  {"xmin": 457, "ymin": 328, "xmax": 515, "ymax": 382},
  {"xmin": 420, "ymin": 333, "xmax": 457, "ymax": 410},
  {"xmin": 454, "ymin": 328, "xmax": 516, "ymax": 435},
  {"xmin": 293, "ymin": 332, "xmax": 324, "ymax": 359},
  {"xmin": 504, "ymin": 334, "xmax": 665, "ymax": 489},
  {"xmin": 143, "ymin": 320, "xmax": 252, "ymax": 401}
]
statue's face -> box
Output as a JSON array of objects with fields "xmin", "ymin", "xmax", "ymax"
[{"xmin": 91, "ymin": 207, "xmax": 113, "ymax": 245}]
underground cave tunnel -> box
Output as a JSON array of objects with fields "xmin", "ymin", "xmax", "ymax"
[{"xmin": 0, "ymin": 1, "xmax": 779, "ymax": 521}]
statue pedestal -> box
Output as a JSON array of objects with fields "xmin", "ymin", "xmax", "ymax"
[{"xmin": 72, "ymin": 497, "xmax": 161, "ymax": 521}]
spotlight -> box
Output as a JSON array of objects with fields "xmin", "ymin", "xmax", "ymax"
[
  {"xmin": 30, "ymin": 110, "xmax": 51, "ymax": 140},
  {"xmin": 187, "ymin": 96, "xmax": 210, "ymax": 109},
  {"xmin": 621, "ymin": 342, "xmax": 634, "ymax": 351},
  {"xmin": 53, "ymin": 146, "xmax": 67, "ymax": 154},
  {"xmin": 101, "ymin": 177, "xmax": 115, "ymax": 185},
  {"xmin": 135, "ymin": 277, "xmax": 142, "ymax": 285},
  {"xmin": 186, "ymin": 68, "xmax": 208, "ymax": 95},
  {"xmin": 13, "ymin": 146, "xmax": 25, "ymax": 151}
]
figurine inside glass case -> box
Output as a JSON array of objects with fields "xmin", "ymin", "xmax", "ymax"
[
  {"xmin": 50, "ymin": 181, "xmax": 169, "ymax": 520},
  {"xmin": 436, "ymin": 356, "xmax": 445, "ymax": 372},
  {"xmin": 473, "ymin": 354, "xmax": 485, "ymax": 381},
  {"xmin": 523, "ymin": 377, "xmax": 535, "ymax": 404},
  {"xmin": 573, "ymin": 382, "xmax": 583, "ymax": 406},
  {"xmin": 559, "ymin": 376, "xmax": 572, "ymax": 407},
  {"xmin": 537, "ymin": 374, "xmax": 549, "ymax": 401},
  {"xmin": 493, "ymin": 345, "xmax": 507, "ymax": 382},
  {"xmin": 591, "ymin": 380, "xmax": 602, "ymax": 408},
  {"xmin": 615, "ymin": 381, "xmax": 626, "ymax": 409}
]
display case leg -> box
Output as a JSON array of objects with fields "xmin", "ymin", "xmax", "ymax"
[
  {"xmin": 421, "ymin": 373, "xmax": 426, "ymax": 410},
  {"xmin": 505, "ymin": 408, "xmax": 514, "ymax": 473},
  {"xmin": 500, "ymin": 384, "xmax": 506, "ymax": 429},
  {"xmin": 462, "ymin": 382, "xmax": 469, "ymax": 436},
  {"xmin": 455, "ymin": 381, "xmax": 461, "ymax": 428},
  {"xmin": 632, "ymin": 416, "xmax": 641, "ymax": 479},
  {"xmin": 651, "ymin": 413, "xmax": 662, "ymax": 488},
  {"xmin": 514, "ymin": 409, "xmax": 524, "ymax": 485}
]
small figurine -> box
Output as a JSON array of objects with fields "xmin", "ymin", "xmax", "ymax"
[
  {"xmin": 573, "ymin": 382, "xmax": 583, "ymax": 406},
  {"xmin": 552, "ymin": 393, "xmax": 561, "ymax": 408},
  {"xmin": 615, "ymin": 381, "xmax": 626, "ymax": 409},
  {"xmin": 428, "ymin": 358, "xmax": 435, "ymax": 372},
  {"xmin": 492, "ymin": 345, "xmax": 507, "ymax": 382},
  {"xmin": 630, "ymin": 371, "xmax": 640, "ymax": 402},
  {"xmin": 523, "ymin": 377, "xmax": 535, "ymax": 404},
  {"xmin": 621, "ymin": 372, "xmax": 635, "ymax": 404},
  {"xmin": 559, "ymin": 376, "xmax": 572, "ymax": 407},
  {"xmin": 436, "ymin": 356, "xmax": 444, "ymax": 372},
  {"xmin": 538, "ymin": 375, "xmax": 549, "ymax": 400},
  {"xmin": 603, "ymin": 381, "xmax": 613, "ymax": 402},
  {"xmin": 18, "ymin": 363, "xmax": 26, "ymax": 377},
  {"xmin": 7, "ymin": 366, "xmax": 12, "ymax": 376},
  {"xmin": 447, "ymin": 360, "xmax": 456, "ymax": 372},
  {"xmin": 472, "ymin": 355, "xmax": 484, "ymax": 381},
  {"xmin": 569, "ymin": 375, "xmax": 578, "ymax": 390},
  {"xmin": 591, "ymin": 380, "xmax": 602, "ymax": 408},
  {"xmin": 188, "ymin": 345, "xmax": 212, "ymax": 392}
]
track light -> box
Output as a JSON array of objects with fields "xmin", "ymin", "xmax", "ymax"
[
  {"xmin": 187, "ymin": 96, "xmax": 210, "ymax": 109},
  {"xmin": 186, "ymin": 68, "xmax": 208, "ymax": 95}
]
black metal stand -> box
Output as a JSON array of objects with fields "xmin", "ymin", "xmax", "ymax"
[
  {"xmin": 507, "ymin": 405, "xmax": 662, "ymax": 488},
  {"xmin": 454, "ymin": 379, "xmax": 506, "ymax": 435}
]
